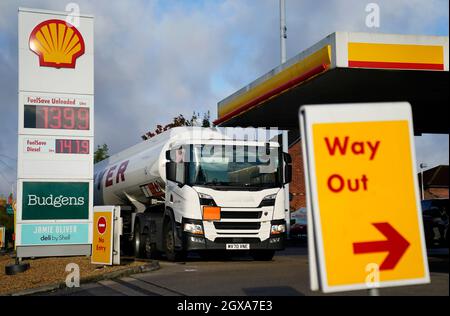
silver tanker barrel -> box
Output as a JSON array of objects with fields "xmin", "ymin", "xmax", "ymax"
[{"xmin": 94, "ymin": 127, "xmax": 229, "ymax": 207}]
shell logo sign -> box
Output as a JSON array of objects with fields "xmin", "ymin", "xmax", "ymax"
[{"xmin": 29, "ymin": 19, "xmax": 85, "ymax": 69}]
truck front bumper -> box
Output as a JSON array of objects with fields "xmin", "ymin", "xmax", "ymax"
[{"xmin": 183, "ymin": 234, "xmax": 286, "ymax": 251}]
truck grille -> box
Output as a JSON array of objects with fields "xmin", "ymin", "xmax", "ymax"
[
  {"xmin": 214, "ymin": 222, "xmax": 261, "ymax": 230},
  {"xmin": 220, "ymin": 211, "xmax": 262, "ymax": 219},
  {"xmin": 214, "ymin": 237, "xmax": 261, "ymax": 243}
]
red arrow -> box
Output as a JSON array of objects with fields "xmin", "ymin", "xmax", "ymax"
[{"xmin": 353, "ymin": 223, "xmax": 410, "ymax": 270}]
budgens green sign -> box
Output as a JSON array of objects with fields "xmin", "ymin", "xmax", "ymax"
[{"xmin": 22, "ymin": 182, "xmax": 89, "ymax": 220}]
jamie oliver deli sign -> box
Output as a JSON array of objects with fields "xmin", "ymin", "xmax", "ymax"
[
  {"xmin": 21, "ymin": 223, "xmax": 89, "ymax": 245},
  {"xmin": 22, "ymin": 181, "xmax": 89, "ymax": 220}
]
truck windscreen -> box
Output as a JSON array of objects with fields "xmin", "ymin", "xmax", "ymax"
[{"xmin": 188, "ymin": 144, "xmax": 282, "ymax": 189}]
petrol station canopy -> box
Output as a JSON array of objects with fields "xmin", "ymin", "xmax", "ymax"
[{"xmin": 214, "ymin": 32, "xmax": 449, "ymax": 136}]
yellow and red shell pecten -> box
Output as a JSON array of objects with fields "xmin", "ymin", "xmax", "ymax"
[{"xmin": 29, "ymin": 19, "xmax": 85, "ymax": 69}]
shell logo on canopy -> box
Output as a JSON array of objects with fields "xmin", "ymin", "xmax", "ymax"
[{"xmin": 29, "ymin": 19, "xmax": 85, "ymax": 69}]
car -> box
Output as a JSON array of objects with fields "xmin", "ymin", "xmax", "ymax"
[
  {"xmin": 290, "ymin": 207, "xmax": 307, "ymax": 240},
  {"xmin": 421, "ymin": 198, "xmax": 449, "ymax": 248}
]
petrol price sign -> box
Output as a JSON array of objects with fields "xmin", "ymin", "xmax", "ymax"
[
  {"xmin": 18, "ymin": 135, "xmax": 93, "ymax": 180},
  {"xmin": 55, "ymin": 139, "xmax": 90, "ymax": 154},
  {"xmin": 23, "ymin": 137, "xmax": 90, "ymax": 154},
  {"xmin": 24, "ymin": 104, "xmax": 90, "ymax": 130},
  {"xmin": 19, "ymin": 93, "xmax": 93, "ymax": 137},
  {"xmin": 17, "ymin": 8, "xmax": 94, "ymax": 259},
  {"xmin": 300, "ymin": 102, "xmax": 429, "ymax": 293}
]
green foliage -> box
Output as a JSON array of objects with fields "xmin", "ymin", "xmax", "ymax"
[
  {"xmin": 0, "ymin": 205, "xmax": 13, "ymax": 231},
  {"xmin": 94, "ymin": 144, "xmax": 110, "ymax": 163},
  {"xmin": 202, "ymin": 111, "xmax": 211, "ymax": 127},
  {"xmin": 142, "ymin": 111, "xmax": 212, "ymax": 140}
]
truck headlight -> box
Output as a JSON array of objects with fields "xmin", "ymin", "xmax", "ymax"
[
  {"xmin": 259, "ymin": 193, "xmax": 277, "ymax": 207},
  {"xmin": 271, "ymin": 224, "xmax": 286, "ymax": 235},
  {"xmin": 184, "ymin": 223, "xmax": 204, "ymax": 235},
  {"xmin": 198, "ymin": 192, "xmax": 217, "ymax": 206},
  {"xmin": 198, "ymin": 192, "xmax": 213, "ymax": 199}
]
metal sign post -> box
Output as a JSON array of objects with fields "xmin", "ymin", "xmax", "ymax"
[{"xmin": 279, "ymin": 0, "xmax": 287, "ymax": 64}]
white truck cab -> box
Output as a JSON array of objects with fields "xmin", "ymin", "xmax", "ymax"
[{"xmin": 94, "ymin": 127, "xmax": 292, "ymax": 261}]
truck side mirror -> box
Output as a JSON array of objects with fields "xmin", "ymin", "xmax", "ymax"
[
  {"xmin": 166, "ymin": 162, "xmax": 176, "ymax": 181},
  {"xmin": 283, "ymin": 152, "xmax": 292, "ymax": 184},
  {"xmin": 283, "ymin": 152, "xmax": 292, "ymax": 164},
  {"xmin": 284, "ymin": 164, "xmax": 292, "ymax": 184},
  {"xmin": 165, "ymin": 150, "xmax": 171, "ymax": 161}
]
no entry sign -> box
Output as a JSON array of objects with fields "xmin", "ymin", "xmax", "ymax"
[
  {"xmin": 92, "ymin": 209, "xmax": 113, "ymax": 265},
  {"xmin": 92, "ymin": 206, "xmax": 121, "ymax": 266},
  {"xmin": 300, "ymin": 102, "xmax": 429, "ymax": 293},
  {"xmin": 97, "ymin": 217, "xmax": 107, "ymax": 235}
]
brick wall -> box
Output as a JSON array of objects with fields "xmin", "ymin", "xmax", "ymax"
[
  {"xmin": 424, "ymin": 188, "xmax": 449, "ymax": 199},
  {"xmin": 288, "ymin": 140, "xmax": 306, "ymax": 211}
]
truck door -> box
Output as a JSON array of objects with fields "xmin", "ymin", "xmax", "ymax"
[{"xmin": 166, "ymin": 147, "xmax": 189, "ymax": 223}]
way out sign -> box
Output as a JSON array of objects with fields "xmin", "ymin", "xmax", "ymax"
[
  {"xmin": 299, "ymin": 102, "xmax": 429, "ymax": 293},
  {"xmin": 92, "ymin": 206, "xmax": 121, "ymax": 265}
]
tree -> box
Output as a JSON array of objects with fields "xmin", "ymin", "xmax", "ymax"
[
  {"xmin": 0, "ymin": 205, "xmax": 13, "ymax": 231},
  {"xmin": 202, "ymin": 111, "xmax": 211, "ymax": 127},
  {"xmin": 94, "ymin": 144, "xmax": 110, "ymax": 163},
  {"xmin": 141, "ymin": 111, "xmax": 212, "ymax": 140}
]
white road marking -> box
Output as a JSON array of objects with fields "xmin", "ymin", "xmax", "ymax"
[
  {"xmin": 120, "ymin": 277, "xmax": 182, "ymax": 296},
  {"xmin": 98, "ymin": 280, "xmax": 146, "ymax": 296}
]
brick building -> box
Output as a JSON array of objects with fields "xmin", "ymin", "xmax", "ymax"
[
  {"xmin": 288, "ymin": 139, "xmax": 306, "ymax": 211},
  {"xmin": 419, "ymin": 165, "xmax": 449, "ymax": 199}
]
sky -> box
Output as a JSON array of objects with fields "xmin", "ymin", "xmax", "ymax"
[{"xmin": 0, "ymin": 0, "xmax": 449, "ymax": 195}]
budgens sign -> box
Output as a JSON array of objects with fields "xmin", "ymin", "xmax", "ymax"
[{"xmin": 22, "ymin": 182, "xmax": 89, "ymax": 220}]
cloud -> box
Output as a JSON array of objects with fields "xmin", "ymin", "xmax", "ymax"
[
  {"xmin": 415, "ymin": 134, "xmax": 449, "ymax": 169},
  {"xmin": 0, "ymin": 0, "xmax": 448, "ymax": 194}
]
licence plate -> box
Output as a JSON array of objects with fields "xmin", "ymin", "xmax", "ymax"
[{"xmin": 226, "ymin": 243, "xmax": 250, "ymax": 250}]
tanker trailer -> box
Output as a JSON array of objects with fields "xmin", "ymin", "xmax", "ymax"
[{"xmin": 94, "ymin": 127, "xmax": 292, "ymax": 261}]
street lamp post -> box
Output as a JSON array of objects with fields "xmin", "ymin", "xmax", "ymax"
[
  {"xmin": 280, "ymin": 0, "xmax": 287, "ymax": 64},
  {"xmin": 420, "ymin": 163, "xmax": 427, "ymax": 200}
]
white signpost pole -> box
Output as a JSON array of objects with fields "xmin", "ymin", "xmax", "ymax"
[{"xmin": 282, "ymin": 130, "xmax": 290, "ymax": 238}]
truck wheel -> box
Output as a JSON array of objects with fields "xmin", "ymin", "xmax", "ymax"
[
  {"xmin": 164, "ymin": 220, "xmax": 186, "ymax": 262},
  {"xmin": 143, "ymin": 232, "xmax": 158, "ymax": 259},
  {"xmin": 133, "ymin": 222, "xmax": 145, "ymax": 258},
  {"xmin": 250, "ymin": 250, "xmax": 275, "ymax": 261}
]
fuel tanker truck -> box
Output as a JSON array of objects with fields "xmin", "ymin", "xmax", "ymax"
[{"xmin": 94, "ymin": 127, "xmax": 292, "ymax": 261}]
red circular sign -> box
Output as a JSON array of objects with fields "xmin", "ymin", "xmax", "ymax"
[{"xmin": 97, "ymin": 217, "xmax": 107, "ymax": 235}]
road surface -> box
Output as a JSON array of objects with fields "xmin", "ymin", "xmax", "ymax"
[{"xmin": 43, "ymin": 245, "xmax": 448, "ymax": 296}]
